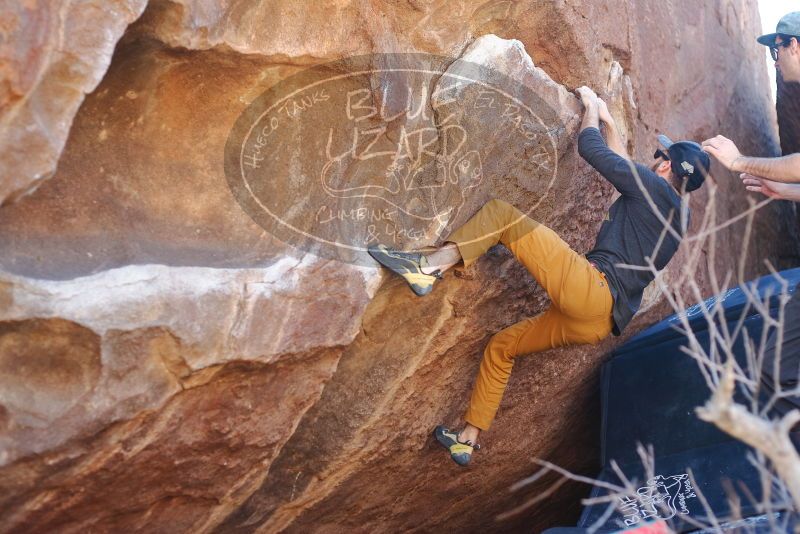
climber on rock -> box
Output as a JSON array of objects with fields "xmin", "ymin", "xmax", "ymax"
[
  {"xmin": 702, "ymin": 11, "xmax": 800, "ymax": 201},
  {"xmin": 367, "ymin": 86, "xmax": 710, "ymax": 467}
]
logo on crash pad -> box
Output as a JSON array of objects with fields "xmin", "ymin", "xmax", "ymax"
[
  {"xmin": 224, "ymin": 53, "xmax": 562, "ymax": 266},
  {"xmin": 617, "ymin": 473, "xmax": 698, "ymax": 528}
]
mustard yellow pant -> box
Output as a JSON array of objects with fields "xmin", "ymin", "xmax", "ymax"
[{"xmin": 447, "ymin": 199, "xmax": 614, "ymax": 431}]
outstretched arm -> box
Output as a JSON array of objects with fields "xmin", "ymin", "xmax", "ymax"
[
  {"xmin": 702, "ymin": 135, "xmax": 800, "ymax": 183},
  {"xmin": 741, "ymin": 173, "xmax": 800, "ymax": 201},
  {"xmin": 734, "ymin": 154, "xmax": 800, "ymax": 183},
  {"xmin": 576, "ymin": 86, "xmax": 646, "ymax": 197},
  {"xmin": 597, "ymin": 98, "xmax": 629, "ymax": 160}
]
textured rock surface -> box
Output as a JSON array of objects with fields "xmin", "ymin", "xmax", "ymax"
[
  {"xmin": 1, "ymin": 1, "xmax": 798, "ymax": 533},
  {"xmin": 0, "ymin": 0, "xmax": 148, "ymax": 205},
  {"xmin": 0, "ymin": 260, "xmax": 380, "ymax": 465}
]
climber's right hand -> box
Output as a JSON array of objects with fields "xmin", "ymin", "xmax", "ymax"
[{"xmin": 597, "ymin": 97, "xmax": 614, "ymax": 124}]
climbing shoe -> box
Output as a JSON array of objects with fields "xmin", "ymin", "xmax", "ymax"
[
  {"xmin": 367, "ymin": 244, "xmax": 442, "ymax": 297},
  {"xmin": 434, "ymin": 425, "xmax": 480, "ymax": 467}
]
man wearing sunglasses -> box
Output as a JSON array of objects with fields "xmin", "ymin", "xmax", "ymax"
[
  {"xmin": 368, "ymin": 86, "xmax": 709, "ymax": 466},
  {"xmin": 702, "ymin": 11, "xmax": 800, "ymax": 196},
  {"xmin": 702, "ymin": 12, "xmax": 800, "ymax": 436}
]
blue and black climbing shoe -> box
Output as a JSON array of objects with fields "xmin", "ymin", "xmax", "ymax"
[
  {"xmin": 367, "ymin": 244, "xmax": 442, "ymax": 297},
  {"xmin": 434, "ymin": 425, "xmax": 480, "ymax": 467}
]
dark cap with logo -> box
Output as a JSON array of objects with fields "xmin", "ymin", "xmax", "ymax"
[
  {"xmin": 657, "ymin": 134, "xmax": 710, "ymax": 192},
  {"xmin": 757, "ymin": 11, "xmax": 800, "ymax": 46}
]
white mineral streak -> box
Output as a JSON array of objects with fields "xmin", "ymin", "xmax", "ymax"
[{"xmin": 0, "ymin": 257, "xmax": 380, "ymax": 367}]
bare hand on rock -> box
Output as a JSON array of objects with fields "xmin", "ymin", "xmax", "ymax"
[
  {"xmin": 597, "ymin": 97, "xmax": 614, "ymax": 124},
  {"xmin": 575, "ymin": 86, "xmax": 598, "ymax": 109}
]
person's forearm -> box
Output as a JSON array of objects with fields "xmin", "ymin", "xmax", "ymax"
[
  {"xmin": 580, "ymin": 104, "xmax": 599, "ymax": 132},
  {"xmin": 733, "ymin": 153, "xmax": 800, "ymax": 183},
  {"xmin": 601, "ymin": 119, "xmax": 629, "ymax": 159},
  {"xmin": 779, "ymin": 185, "xmax": 800, "ymax": 202}
]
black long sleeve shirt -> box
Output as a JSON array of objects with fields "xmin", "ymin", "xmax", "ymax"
[{"xmin": 578, "ymin": 127, "xmax": 685, "ymax": 336}]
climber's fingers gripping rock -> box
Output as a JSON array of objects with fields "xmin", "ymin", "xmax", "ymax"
[{"xmin": 575, "ymin": 85, "xmax": 599, "ymax": 109}]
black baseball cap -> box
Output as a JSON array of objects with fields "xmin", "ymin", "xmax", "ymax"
[
  {"xmin": 657, "ymin": 134, "xmax": 710, "ymax": 192},
  {"xmin": 757, "ymin": 11, "xmax": 800, "ymax": 46}
]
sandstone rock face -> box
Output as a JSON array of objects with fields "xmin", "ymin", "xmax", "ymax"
[
  {"xmin": 0, "ymin": 1, "xmax": 797, "ymax": 533},
  {"xmin": 0, "ymin": 0, "xmax": 148, "ymax": 205},
  {"xmin": 0, "ymin": 261, "xmax": 380, "ymax": 465}
]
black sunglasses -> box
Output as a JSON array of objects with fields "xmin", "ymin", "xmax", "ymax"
[
  {"xmin": 654, "ymin": 148, "xmax": 670, "ymax": 161},
  {"xmin": 770, "ymin": 37, "xmax": 795, "ymax": 61}
]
